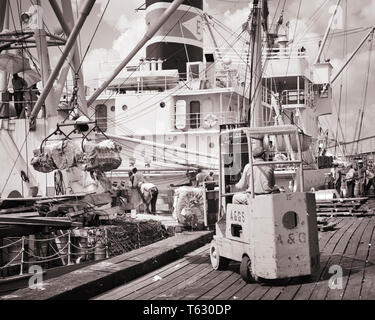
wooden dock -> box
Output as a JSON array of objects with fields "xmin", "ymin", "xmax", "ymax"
[
  {"xmin": 2, "ymin": 231, "xmax": 212, "ymax": 300},
  {"xmin": 95, "ymin": 216, "xmax": 375, "ymax": 300}
]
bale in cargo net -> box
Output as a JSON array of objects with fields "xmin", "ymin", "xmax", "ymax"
[
  {"xmin": 50, "ymin": 140, "xmax": 78, "ymax": 169},
  {"xmin": 82, "ymin": 139, "xmax": 122, "ymax": 172},
  {"xmin": 31, "ymin": 140, "xmax": 78, "ymax": 173},
  {"xmin": 31, "ymin": 151, "xmax": 57, "ymax": 173},
  {"xmin": 173, "ymin": 186, "xmax": 204, "ymax": 228}
]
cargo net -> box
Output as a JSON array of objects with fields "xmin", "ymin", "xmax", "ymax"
[
  {"xmin": 81, "ymin": 139, "xmax": 122, "ymax": 172},
  {"xmin": 31, "ymin": 139, "xmax": 122, "ymax": 173},
  {"xmin": 0, "ymin": 221, "xmax": 169, "ymax": 277},
  {"xmin": 106, "ymin": 216, "xmax": 169, "ymax": 257}
]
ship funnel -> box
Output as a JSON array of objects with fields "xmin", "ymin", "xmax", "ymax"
[{"xmin": 145, "ymin": 0, "xmax": 203, "ymax": 78}]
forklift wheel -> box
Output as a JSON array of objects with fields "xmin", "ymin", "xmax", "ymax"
[
  {"xmin": 240, "ymin": 255, "xmax": 258, "ymax": 283},
  {"xmin": 210, "ymin": 241, "xmax": 229, "ymax": 270}
]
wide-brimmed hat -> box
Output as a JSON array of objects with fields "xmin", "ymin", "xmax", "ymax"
[{"xmin": 253, "ymin": 146, "xmax": 265, "ymax": 158}]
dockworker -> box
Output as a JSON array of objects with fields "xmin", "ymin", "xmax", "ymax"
[
  {"xmin": 195, "ymin": 168, "xmax": 206, "ymax": 187},
  {"xmin": 356, "ymin": 160, "xmax": 366, "ymax": 196},
  {"xmin": 128, "ymin": 171, "xmax": 134, "ymax": 188},
  {"xmin": 24, "ymin": 84, "xmax": 40, "ymax": 117},
  {"xmin": 325, "ymin": 172, "xmax": 334, "ymax": 190},
  {"xmin": 233, "ymin": 146, "xmax": 277, "ymax": 205},
  {"xmin": 140, "ymin": 182, "xmax": 158, "ymax": 214},
  {"xmin": 205, "ymin": 171, "xmax": 215, "ymax": 182},
  {"xmin": 12, "ymin": 73, "xmax": 27, "ymax": 118},
  {"xmin": 185, "ymin": 170, "xmax": 193, "ymax": 186},
  {"xmin": 331, "ymin": 162, "xmax": 342, "ymax": 195},
  {"xmin": 345, "ymin": 164, "xmax": 356, "ymax": 198},
  {"xmin": 132, "ymin": 167, "xmax": 145, "ymax": 188},
  {"xmin": 265, "ymin": 140, "xmax": 275, "ymax": 161},
  {"xmin": 0, "ymin": 90, "xmax": 12, "ymax": 118},
  {"xmin": 365, "ymin": 165, "xmax": 375, "ymax": 195}
]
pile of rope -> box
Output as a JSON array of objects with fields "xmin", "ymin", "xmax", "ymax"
[{"xmin": 105, "ymin": 215, "xmax": 169, "ymax": 257}]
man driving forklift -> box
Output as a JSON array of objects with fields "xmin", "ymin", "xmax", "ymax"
[{"xmin": 232, "ymin": 146, "xmax": 278, "ymax": 204}]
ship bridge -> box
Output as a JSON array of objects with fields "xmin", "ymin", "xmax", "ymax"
[
  {"xmin": 262, "ymin": 47, "xmax": 315, "ymax": 110},
  {"xmin": 261, "ymin": 45, "xmax": 333, "ymax": 130}
]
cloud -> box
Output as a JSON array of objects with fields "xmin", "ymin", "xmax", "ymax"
[
  {"xmin": 96, "ymin": 0, "xmax": 145, "ymax": 29},
  {"xmin": 82, "ymin": 1, "xmax": 146, "ymax": 86}
]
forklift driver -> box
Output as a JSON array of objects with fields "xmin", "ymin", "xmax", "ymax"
[{"xmin": 232, "ymin": 146, "xmax": 277, "ymax": 205}]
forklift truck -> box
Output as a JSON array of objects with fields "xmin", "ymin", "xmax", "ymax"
[{"xmin": 210, "ymin": 125, "xmax": 320, "ymax": 282}]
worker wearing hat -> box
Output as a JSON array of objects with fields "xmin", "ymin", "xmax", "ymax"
[
  {"xmin": 233, "ymin": 145, "xmax": 276, "ymax": 205},
  {"xmin": 356, "ymin": 160, "xmax": 366, "ymax": 196},
  {"xmin": 330, "ymin": 162, "xmax": 342, "ymax": 195}
]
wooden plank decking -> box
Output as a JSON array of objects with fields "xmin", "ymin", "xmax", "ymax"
[
  {"xmin": 3, "ymin": 231, "xmax": 212, "ymax": 300},
  {"xmin": 94, "ymin": 216, "xmax": 375, "ymax": 300}
]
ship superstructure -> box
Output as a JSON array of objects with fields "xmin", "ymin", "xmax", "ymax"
[{"xmin": 88, "ymin": 0, "xmax": 334, "ymax": 191}]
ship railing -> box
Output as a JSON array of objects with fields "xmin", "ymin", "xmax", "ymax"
[
  {"xmin": 246, "ymin": 117, "xmax": 276, "ymax": 127},
  {"xmin": 0, "ymin": 90, "xmax": 45, "ymax": 119},
  {"xmin": 278, "ymin": 90, "xmax": 314, "ymax": 108},
  {"xmin": 175, "ymin": 111, "xmax": 242, "ymax": 129},
  {"xmin": 0, "ymin": 230, "xmax": 109, "ymax": 276},
  {"xmin": 176, "ymin": 110, "xmax": 278, "ymax": 130},
  {"xmin": 263, "ymin": 47, "xmax": 308, "ymax": 60}
]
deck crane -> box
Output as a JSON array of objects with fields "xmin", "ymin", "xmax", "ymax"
[
  {"xmin": 315, "ymin": 0, "xmax": 342, "ymax": 65},
  {"xmin": 352, "ymin": 32, "xmax": 374, "ymax": 156}
]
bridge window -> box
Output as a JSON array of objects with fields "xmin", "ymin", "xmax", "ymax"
[
  {"xmin": 175, "ymin": 100, "xmax": 187, "ymax": 130},
  {"xmin": 189, "ymin": 64, "xmax": 200, "ymax": 79}
]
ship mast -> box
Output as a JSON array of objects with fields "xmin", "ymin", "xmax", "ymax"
[
  {"xmin": 248, "ymin": 0, "xmax": 265, "ymax": 128},
  {"xmin": 0, "ymin": 0, "xmax": 9, "ymax": 92},
  {"xmin": 32, "ymin": 0, "xmax": 56, "ymax": 118}
]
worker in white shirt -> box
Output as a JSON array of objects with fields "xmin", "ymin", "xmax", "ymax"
[
  {"xmin": 365, "ymin": 165, "xmax": 375, "ymax": 195},
  {"xmin": 330, "ymin": 163, "xmax": 342, "ymax": 195},
  {"xmin": 195, "ymin": 169, "xmax": 206, "ymax": 187},
  {"xmin": 233, "ymin": 146, "xmax": 277, "ymax": 205},
  {"xmin": 132, "ymin": 167, "xmax": 145, "ymax": 188},
  {"xmin": 265, "ymin": 140, "xmax": 275, "ymax": 161},
  {"xmin": 140, "ymin": 182, "xmax": 159, "ymax": 214},
  {"xmin": 345, "ymin": 165, "xmax": 356, "ymax": 198}
]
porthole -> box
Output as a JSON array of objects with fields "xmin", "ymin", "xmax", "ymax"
[
  {"xmin": 209, "ymin": 142, "xmax": 215, "ymax": 149},
  {"xmin": 110, "ymin": 106, "xmax": 115, "ymax": 112},
  {"xmin": 122, "ymin": 105, "xmax": 128, "ymax": 111},
  {"xmin": 160, "ymin": 102, "xmax": 166, "ymax": 108}
]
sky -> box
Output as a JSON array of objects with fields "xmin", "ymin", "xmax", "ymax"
[{"xmin": 5, "ymin": 0, "xmax": 375, "ymax": 153}]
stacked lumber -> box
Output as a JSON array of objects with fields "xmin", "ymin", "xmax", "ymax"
[
  {"xmin": 317, "ymin": 217, "xmax": 338, "ymax": 231},
  {"xmin": 315, "ymin": 197, "xmax": 371, "ymax": 216},
  {"xmin": 35, "ymin": 192, "xmax": 116, "ymax": 226},
  {"xmin": 0, "ymin": 192, "xmax": 117, "ymax": 234}
]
